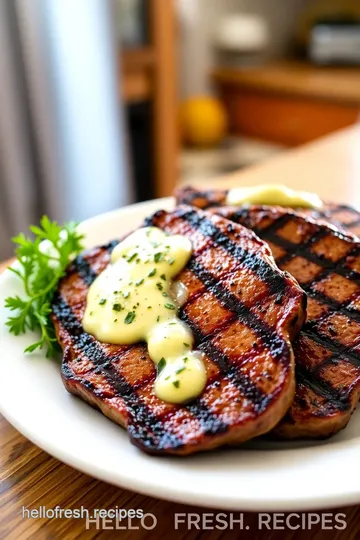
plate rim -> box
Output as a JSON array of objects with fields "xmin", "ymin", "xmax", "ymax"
[{"xmin": 1, "ymin": 197, "xmax": 360, "ymax": 512}]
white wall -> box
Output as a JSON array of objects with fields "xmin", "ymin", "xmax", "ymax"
[{"xmin": 177, "ymin": 0, "xmax": 306, "ymax": 98}]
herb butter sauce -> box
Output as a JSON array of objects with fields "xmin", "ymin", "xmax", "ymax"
[
  {"xmin": 83, "ymin": 227, "xmax": 207, "ymax": 404},
  {"xmin": 226, "ymin": 184, "xmax": 323, "ymax": 209}
]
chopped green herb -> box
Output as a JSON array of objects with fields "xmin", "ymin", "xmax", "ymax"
[
  {"xmin": 160, "ymin": 273, "xmax": 166, "ymax": 281},
  {"xmin": 114, "ymin": 318, "xmax": 118, "ymax": 322},
  {"xmin": 173, "ymin": 380, "xmax": 180, "ymax": 388},
  {"xmin": 124, "ymin": 311, "xmax": 136, "ymax": 324},
  {"xmin": 148, "ymin": 268, "xmax": 156, "ymax": 277},
  {"xmin": 183, "ymin": 342, "xmax": 190, "ymax": 347},
  {"xmin": 164, "ymin": 303, "xmax": 175, "ymax": 310},
  {"xmin": 184, "ymin": 357, "xmax": 188, "ymax": 363},
  {"xmin": 157, "ymin": 316, "xmax": 160, "ymax": 322},
  {"xmin": 90, "ymin": 311, "xmax": 94, "ymax": 316},
  {"xmin": 99, "ymin": 298, "xmax": 107, "ymax": 305},
  {"xmin": 165, "ymin": 376, "xmax": 170, "ymax": 381},
  {"xmin": 113, "ymin": 303, "xmax": 123, "ymax": 312},
  {"xmin": 168, "ymin": 257, "xmax": 175, "ymax": 265},
  {"xmin": 156, "ymin": 282, "xmax": 163, "ymax": 291},
  {"xmin": 154, "ymin": 252, "xmax": 163, "ymax": 263},
  {"xmin": 127, "ymin": 252, "xmax": 137, "ymax": 263},
  {"xmin": 158, "ymin": 357, "xmax": 166, "ymax": 373},
  {"xmin": 123, "ymin": 291, "xmax": 130, "ymax": 298},
  {"xmin": 135, "ymin": 278, "xmax": 144, "ymax": 286},
  {"xmin": 176, "ymin": 367, "xmax": 185, "ymax": 374},
  {"xmin": 147, "ymin": 306, "xmax": 152, "ymax": 309},
  {"xmin": 162, "ymin": 292, "xmax": 168, "ymax": 297}
]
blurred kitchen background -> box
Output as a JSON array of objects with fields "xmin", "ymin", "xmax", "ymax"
[{"xmin": 1, "ymin": 0, "xmax": 360, "ymax": 258}]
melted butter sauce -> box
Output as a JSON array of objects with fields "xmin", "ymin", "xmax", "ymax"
[
  {"xmin": 226, "ymin": 184, "xmax": 323, "ymax": 209},
  {"xmin": 83, "ymin": 227, "xmax": 207, "ymax": 404}
]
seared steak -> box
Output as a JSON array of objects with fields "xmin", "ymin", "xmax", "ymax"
[
  {"xmin": 212, "ymin": 205, "xmax": 360, "ymax": 438},
  {"xmin": 52, "ymin": 207, "xmax": 305, "ymax": 455},
  {"xmin": 175, "ymin": 186, "xmax": 360, "ymax": 237}
]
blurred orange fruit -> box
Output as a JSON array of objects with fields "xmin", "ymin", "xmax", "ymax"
[{"xmin": 180, "ymin": 96, "xmax": 228, "ymax": 147}]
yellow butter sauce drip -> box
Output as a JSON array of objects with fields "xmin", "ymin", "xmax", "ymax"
[
  {"xmin": 83, "ymin": 227, "xmax": 207, "ymax": 404},
  {"xmin": 226, "ymin": 184, "xmax": 323, "ymax": 209}
]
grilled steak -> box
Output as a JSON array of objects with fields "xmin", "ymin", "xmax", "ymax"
[
  {"xmin": 210, "ymin": 205, "xmax": 360, "ymax": 438},
  {"xmin": 175, "ymin": 186, "xmax": 360, "ymax": 237},
  {"xmin": 52, "ymin": 207, "xmax": 306, "ymax": 455}
]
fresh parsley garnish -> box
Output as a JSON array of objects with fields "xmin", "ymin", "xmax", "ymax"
[
  {"xmin": 154, "ymin": 252, "xmax": 163, "ymax": 263},
  {"xmin": 158, "ymin": 357, "xmax": 166, "ymax": 373},
  {"xmin": 4, "ymin": 216, "xmax": 84, "ymax": 357},
  {"xmin": 164, "ymin": 303, "xmax": 175, "ymax": 310},
  {"xmin": 124, "ymin": 311, "xmax": 136, "ymax": 324}
]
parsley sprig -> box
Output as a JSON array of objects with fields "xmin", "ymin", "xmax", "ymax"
[{"xmin": 4, "ymin": 216, "xmax": 84, "ymax": 357}]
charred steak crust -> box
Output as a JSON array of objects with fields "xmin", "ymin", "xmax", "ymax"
[
  {"xmin": 175, "ymin": 186, "xmax": 360, "ymax": 237},
  {"xmin": 211, "ymin": 205, "xmax": 360, "ymax": 438},
  {"xmin": 52, "ymin": 207, "xmax": 305, "ymax": 455}
]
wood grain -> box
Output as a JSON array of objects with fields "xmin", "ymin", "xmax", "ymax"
[
  {"xmin": 118, "ymin": 0, "xmax": 178, "ymax": 196},
  {"xmin": 1, "ymin": 413, "xmax": 360, "ymax": 540},
  {"xmin": 150, "ymin": 0, "xmax": 178, "ymax": 198},
  {"xmin": 3, "ymin": 130, "xmax": 360, "ymax": 539}
]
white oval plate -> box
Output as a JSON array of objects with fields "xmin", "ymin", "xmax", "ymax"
[{"xmin": 1, "ymin": 197, "xmax": 360, "ymax": 512}]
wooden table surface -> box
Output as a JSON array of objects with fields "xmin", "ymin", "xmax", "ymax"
[{"xmin": 2, "ymin": 127, "xmax": 360, "ymax": 539}]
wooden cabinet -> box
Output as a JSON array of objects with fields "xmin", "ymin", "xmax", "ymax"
[
  {"xmin": 213, "ymin": 63, "xmax": 360, "ymax": 146},
  {"xmin": 119, "ymin": 0, "xmax": 177, "ymax": 197}
]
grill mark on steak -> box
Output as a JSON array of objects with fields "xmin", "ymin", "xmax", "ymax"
[
  {"xmin": 68, "ymin": 247, "xmax": 274, "ymax": 415},
  {"xmin": 58, "ymin": 258, "xmax": 230, "ymax": 445},
  {"xmin": 174, "ymin": 188, "xmax": 360, "ymax": 438},
  {"xmin": 173, "ymin": 208, "xmax": 288, "ymax": 297},
  {"xmin": 301, "ymin": 327, "xmax": 360, "ymax": 368},
  {"xmin": 52, "ymin": 293, "xmax": 185, "ymax": 451},
  {"xmin": 240, "ymin": 210, "xmax": 360, "ymax": 284},
  {"xmin": 53, "ymin": 207, "xmax": 305, "ymax": 453},
  {"xmin": 295, "ymin": 366, "xmax": 350, "ymax": 411},
  {"xmin": 186, "ymin": 258, "xmax": 288, "ymax": 360},
  {"xmin": 175, "ymin": 186, "xmax": 360, "ymax": 237},
  {"xmin": 180, "ymin": 309, "xmax": 269, "ymax": 411},
  {"xmin": 219, "ymin": 209, "xmax": 360, "ymax": 437},
  {"xmin": 227, "ymin": 208, "xmax": 360, "ymax": 324}
]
